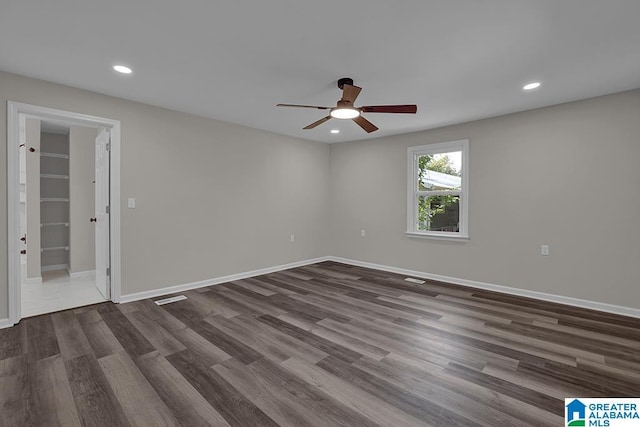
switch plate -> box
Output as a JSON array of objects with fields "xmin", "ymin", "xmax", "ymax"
[
  {"xmin": 127, "ymin": 198, "xmax": 136, "ymax": 208},
  {"xmin": 361, "ymin": 229, "xmax": 366, "ymax": 237},
  {"xmin": 541, "ymin": 245, "xmax": 550, "ymax": 256},
  {"xmin": 290, "ymin": 234, "xmax": 295, "ymax": 243}
]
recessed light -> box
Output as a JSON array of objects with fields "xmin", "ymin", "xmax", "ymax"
[
  {"xmin": 113, "ymin": 65, "xmax": 132, "ymax": 74},
  {"xmin": 523, "ymin": 82, "xmax": 541, "ymax": 91},
  {"xmin": 330, "ymin": 129, "xmax": 340, "ymax": 134}
]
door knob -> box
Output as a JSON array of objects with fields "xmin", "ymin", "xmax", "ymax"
[
  {"xmin": 20, "ymin": 235, "xmax": 26, "ymax": 243},
  {"xmin": 20, "ymin": 250, "xmax": 26, "ymax": 255},
  {"xmin": 90, "ymin": 217, "xmax": 97, "ymax": 222}
]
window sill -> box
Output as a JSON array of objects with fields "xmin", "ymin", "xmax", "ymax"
[{"xmin": 405, "ymin": 231, "xmax": 469, "ymax": 242}]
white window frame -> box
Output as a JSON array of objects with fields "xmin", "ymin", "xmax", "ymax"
[{"xmin": 406, "ymin": 139, "xmax": 469, "ymax": 241}]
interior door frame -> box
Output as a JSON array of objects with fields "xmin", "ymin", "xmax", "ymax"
[{"xmin": 7, "ymin": 101, "xmax": 122, "ymax": 325}]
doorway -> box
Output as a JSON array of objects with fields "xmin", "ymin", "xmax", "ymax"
[{"xmin": 7, "ymin": 102, "xmax": 121, "ymax": 325}]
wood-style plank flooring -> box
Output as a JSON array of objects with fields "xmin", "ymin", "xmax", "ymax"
[{"xmin": 2, "ymin": 261, "xmax": 640, "ymax": 426}]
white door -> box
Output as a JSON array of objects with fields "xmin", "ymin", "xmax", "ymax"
[
  {"xmin": 18, "ymin": 118, "xmax": 27, "ymax": 271},
  {"xmin": 95, "ymin": 129, "xmax": 110, "ymax": 299}
]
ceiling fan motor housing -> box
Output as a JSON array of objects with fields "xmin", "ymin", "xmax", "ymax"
[{"xmin": 337, "ymin": 77, "xmax": 354, "ymax": 89}]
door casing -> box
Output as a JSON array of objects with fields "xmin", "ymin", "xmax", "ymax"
[{"xmin": 7, "ymin": 101, "xmax": 122, "ymax": 325}]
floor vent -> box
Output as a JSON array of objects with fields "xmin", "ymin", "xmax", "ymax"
[
  {"xmin": 154, "ymin": 295, "xmax": 187, "ymax": 305},
  {"xmin": 404, "ymin": 277, "xmax": 426, "ymax": 285}
]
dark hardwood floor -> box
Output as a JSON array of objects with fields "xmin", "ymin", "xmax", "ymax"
[{"xmin": 2, "ymin": 261, "xmax": 639, "ymax": 426}]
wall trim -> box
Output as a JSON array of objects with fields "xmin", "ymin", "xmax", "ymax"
[
  {"xmin": 328, "ymin": 256, "xmax": 640, "ymax": 319},
  {"xmin": 0, "ymin": 318, "xmax": 12, "ymax": 329},
  {"xmin": 119, "ymin": 257, "xmax": 331, "ymax": 304},
  {"xmin": 24, "ymin": 277, "xmax": 43, "ymax": 284},
  {"xmin": 4, "ymin": 254, "xmax": 639, "ymax": 327},
  {"xmin": 69, "ymin": 269, "xmax": 96, "ymax": 279},
  {"xmin": 42, "ymin": 264, "xmax": 69, "ymax": 272}
]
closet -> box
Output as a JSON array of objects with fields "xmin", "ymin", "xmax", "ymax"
[{"xmin": 39, "ymin": 132, "xmax": 70, "ymax": 271}]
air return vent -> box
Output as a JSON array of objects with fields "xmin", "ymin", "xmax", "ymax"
[
  {"xmin": 154, "ymin": 295, "xmax": 187, "ymax": 305},
  {"xmin": 404, "ymin": 277, "xmax": 426, "ymax": 285}
]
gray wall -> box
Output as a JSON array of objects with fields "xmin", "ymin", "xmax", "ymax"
[
  {"xmin": 2, "ymin": 69, "xmax": 638, "ymax": 320},
  {"xmin": 329, "ymin": 89, "xmax": 640, "ymax": 309},
  {"xmin": 69, "ymin": 126, "xmax": 97, "ymax": 274},
  {"xmin": 0, "ymin": 71, "xmax": 331, "ymax": 319},
  {"xmin": 25, "ymin": 119, "xmax": 41, "ymax": 279}
]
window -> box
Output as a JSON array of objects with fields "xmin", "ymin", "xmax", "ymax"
[{"xmin": 407, "ymin": 139, "xmax": 469, "ymax": 240}]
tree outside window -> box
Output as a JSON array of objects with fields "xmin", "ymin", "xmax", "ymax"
[{"xmin": 417, "ymin": 153, "xmax": 461, "ymax": 232}]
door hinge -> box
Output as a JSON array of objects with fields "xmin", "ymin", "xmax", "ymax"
[
  {"xmin": 106, "ymin": 142, "xmax": 111, "ymax": 151},
  {"xmin": 106, "ymin": 267, "xmax": 111, "ymax": 277},
  {"xmin": 106, "ymin": 205, "xmax": 110, "ymax": 214}
]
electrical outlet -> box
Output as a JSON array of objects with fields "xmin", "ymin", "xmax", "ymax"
[
  {"xmin": 361, "ymin": 229, "xmax": 366, "ymax": 237},
  {"xmin": 541, "ymin": 245, "xmax": 550, "ymax": 256},
  {"xmin": 290, "ymin": 234, "xmax": 295, "ymax": 243}
]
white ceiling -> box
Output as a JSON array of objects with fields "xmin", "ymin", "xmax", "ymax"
[{"xmin": 1, "ymin": 1, "xmax": 639, "ymax": 143}]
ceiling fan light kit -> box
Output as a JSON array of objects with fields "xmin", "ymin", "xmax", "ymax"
[
  {"xmin": 277, "ymin": 77, "xmax": 417, "ymax": 133},
  {"xmin": 330, "ymin": 108, "xmax": 360, "ymax": 119}
]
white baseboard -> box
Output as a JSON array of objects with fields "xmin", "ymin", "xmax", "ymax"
[
  {"xmin": 4, "ymin": 255, "xmax": 639, "ymax": 330},
  {"xmin": 119, "ymin": 256, "xmax": 331, "ymax": 304},
  {"xmin": 25, "ymin": 276, "xmax": 43, "ymax": 284},
  {"xmin": 69, "ymin": 269, "xmax": 96, "ymax": 279},
  {"xmin": 0, "ymin": 318, "xmax": 12, "ymax": 329},
  {"xmin": 328, "ymin": 256, "xmax": 640, "ymax": 319},
  {"xmin": 41, "ymin": 264, "xmax": 69, "ymax": 272}
]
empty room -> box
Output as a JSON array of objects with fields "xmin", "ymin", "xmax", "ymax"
[{"xmin": 1, "ymin": 1, "xmax": 640, "ymax": 426}]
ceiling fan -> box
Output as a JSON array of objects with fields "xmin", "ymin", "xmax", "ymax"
[{"xmin": 277, "ymin": 77, "xmax": 417, "ymax": 133}]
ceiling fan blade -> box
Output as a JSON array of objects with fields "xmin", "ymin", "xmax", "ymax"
[
  {"xmin": 277, "ymin": 103, "xmax": 331, "ymax": 110},
  {"xmin": 352, "ymin": 115, "xmax": 378, "ymax": 133},
  {"xmin": 360, "ymin": 105, "xmax": 417, "ymax": 114},
  {"xmin": 303, "ymin": 116, "xmax": 332, "ymax": 130},
  {"xmin": 341, "ymin": 84, "xmax": 362, "ymax": 104}
]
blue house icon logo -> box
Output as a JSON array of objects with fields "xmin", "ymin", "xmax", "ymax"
[{"xmin": 566, "ymin": 399, "xmax": 587, "ymax": 426}]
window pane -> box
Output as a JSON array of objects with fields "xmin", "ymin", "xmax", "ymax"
[
  {"xmin": 417, "ymin": 195, "xmax": 460, "ymax": 232},
  {"xmin": 417, "ymin": 151, "xmax": 462, "ymax": 191}
]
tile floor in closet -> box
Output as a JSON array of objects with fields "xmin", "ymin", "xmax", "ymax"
[{"xmin": 22, "ymin": 269, "xmax": 106, "ymax": 317}]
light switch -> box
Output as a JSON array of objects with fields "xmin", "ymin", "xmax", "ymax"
[{"xmin": 128, "ymin": 198, "xmax": 136, "ymax": 209}]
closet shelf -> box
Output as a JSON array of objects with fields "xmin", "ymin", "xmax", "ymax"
[
  {"xmin": 40, "ymin": 137, "xmax": 70, "ymax": 267},
  {"xmin": 40, "ymin": 152, "xmax": 69, "ymax": 159},
  {"xmin": 40, "ymin": 174, "xmax": 69, "ymax": 179},
  {"xmin": 41, "ymin": 246, "xmax": 69, "ymax": 252}
]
